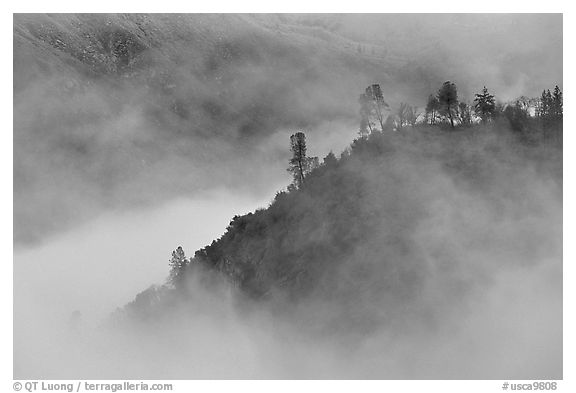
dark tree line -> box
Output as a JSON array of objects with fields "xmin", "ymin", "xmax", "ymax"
[
  {"xmin": 537, "ymin": 86, "xmax": 563, "ymax": 126},
  {"xmin": 161, "ymin": 81, "xmax": 562, "ymax": 291},
  {"xmin": 358, "ymin": 82, "xmax": 561, "ymax": 135}
]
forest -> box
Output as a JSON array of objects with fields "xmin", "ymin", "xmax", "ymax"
[{"xmin": 119, "ymin": 81, "xmax": 562, "ymax": 338}]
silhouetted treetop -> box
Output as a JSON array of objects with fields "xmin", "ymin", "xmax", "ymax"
[
  {"xmin": 437, "ymin": 81, "xmax": 458, "ymax": 128},
  {"xmin": 288, "ymin": 132, "xmax": 318, "ymax": 189},
  {"xmin": 474, "ymin": 86, "xmax": 496, "ymax": 124}
]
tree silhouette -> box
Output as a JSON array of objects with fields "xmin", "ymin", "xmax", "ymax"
[
  {"xmin": 425, "ymin": 94, "xmax": 440, "ymax": 125},
  {"xmin": 394, "ymin": 103, "xmax": 419, "ymax": 129},
  {"xmin": 458, "ymin": 102, "xmax": 473, "ymax": 126},
  {"xmin": 288, "ymin": 132, "xmax": 318, "ymax": 189},
  {"xmin": 473, "ymin": 86, "xmax": 496, "ymax": 124},
  {"xmin": 168, "ymin": 246, "xmax": 189, "ymax": 286},
  {"xmin": 406, "ymin": 105, "xmax": 419, "ymax": 127},
  {"xmin": 323, "ymin": 151, "xmax": 338, "ymax": 167},
  {"xmin": 552, "ymin": 85, "xmax": 563, "ymax": 123},
  {"xmin": 437, "ymin": 81, "xmax": 458, "ymax": 128},
  {"xmin": 359, "ymin": 84, "xmax": 389, "ymax": 132},
  {"xmin": 396, "ymin": 103, "xmax": 409, "ymax": 130},
  {"xmin": 536, "ymin": 89, "xmax": 555, "ymax": 129},
  {"xmin": 503, "ymin": 101, "xmax": 530, "ymax": 133},
  {"xmin": 358, "ymin": 95, "xmax": 373, "ymax": 136}
]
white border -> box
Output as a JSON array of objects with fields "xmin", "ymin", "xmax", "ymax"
[{"xmin": 3, "ymin": 4, "xmax": 571, "ymax": 392}]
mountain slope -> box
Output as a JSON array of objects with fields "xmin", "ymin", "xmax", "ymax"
[{"xmin": 122, "ymin": 125, "xmax": 562, "ymax": 338}]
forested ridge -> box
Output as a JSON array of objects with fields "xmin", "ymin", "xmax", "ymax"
[{"xmin": 119, "ymin": 82, "xmax": 562, "ymax": 330}]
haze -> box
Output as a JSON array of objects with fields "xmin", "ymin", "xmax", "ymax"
[{"xmin": 13, "ymin": 14, "xmax": 562, "ymax": 379}]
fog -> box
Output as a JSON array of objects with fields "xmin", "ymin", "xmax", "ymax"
[
  {"xmin": 13, "ymin": 13, "xmax": 561, "ymax": 244},
  {"xmin": 14, "ymin": 131, "xmax": 562, "ymax": 379},
  {"xmin": 13, "ymin": 14, "xmax": 562, "ymax": 379}
]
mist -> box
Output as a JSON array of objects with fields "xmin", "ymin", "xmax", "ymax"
[
  {"xmin": 13, "ymin": 13, "xmax": 561, "ymax": 244},
  {"xmin": 13, "ymin": 14, "xmax": 562, "ymax": 380},
  {"xmin": 14, "ymin": 129, "xmax": 562, "ymax": 379}
]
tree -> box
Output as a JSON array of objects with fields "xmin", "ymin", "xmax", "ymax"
[
  {"xmin": 425, "ymin": 94, "xmax": 440, "ymax": 125},
  {"xmin": 437, "ymin": 81, "xmax": 458, "ymax": 128},
  {"xmin": 309, "ymin": 156, "xmax": 320, "ymax": 172},
  {"xmin": 546, "ymin": 89, "xmax": 553, "ymax": 114},
  {"xmin": 382, "ymin": 114, "xmax": 396, "ymax": 132},
  {"xmin": 358, "ymin": 99, "xmax": 373, "ymax": 138},
  {"xmin": 537, "ymin": 89, "xmax": 552, "ymax": 119},
  {"xmin": 458, "ymin": 102, "xmax": 473, "ymax": 126},
  {"xmin": 473, "ymin": 86, "xmax": 496, "ymax": 124},
  {"xmin": 168, "ymin": 246, "xmax": 189, "ymax": 286},
  {"xmin": 396, "ymin": 102, "xmax": 409, "ymax": 130},
  {"xmin": 395, "ymin": 103, "xmax": 419, "ymax": 129},
  {"xmin": 406, "ymin": 105, "xmax": 419, "ymax": 127},
  {"xmin": 359, "ymin": 93, "xmax": 375, "ymax": 135},
  {"xmin": 536, "ymin": 90, "xmax": 546, "ymax": 118},
  {"xmin": 369, "ymin": 84, "xmax": 389, "ymax": 131},
  {"xmin": 503, "ymin": 101, "xmax": 530, "ymax": 133},
  {"xmin": 514, "ymin": 96, "xmax": 536, "ymax": 115},
  {"xmin": 359, "ymin": 84, "xmax": 389, "ymax": 132},
  {"xmin": 288, "ymin": 132, "xmax": 318, "ymax": 189},
  {"xmin": 535, "ymin": 88, "xmax": 558, "ymax": 130},
  {"xmin": 288, "ymin": 132, "xmax": 307, "ymax": 188},
  {"xmin": 323, "ymin": 151, "xmax": 338, "ymax": 167},
  {"xmin": 552, "ymin": 85, "xmax": 563, "ymax": 122}
]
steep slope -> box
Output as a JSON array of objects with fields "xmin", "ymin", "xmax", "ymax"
[{"xmin": 122, "ymin": 125, "xmax": 562, "ymax": 337}]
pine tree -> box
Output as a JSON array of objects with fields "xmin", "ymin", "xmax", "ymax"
[
  {"xmin": 289, "ymin": 132, "xmax": 307, "ymax": 188},
  {"xmin": 546, "ymin": 89, "xmax": 553, "ymax": 118},
  {"xmin": 323, "ymin": 151, "xmax": 338, "ymax": 167},
  {"xmin": 552, "ymin": 85, "xmax": 562, "ymax": 121},
  {"xmin": 287, "ymin": 132, "xmax": 318, "ymax": 189},
  {"xmin": 473, "ymin": 86, "xmax": 496, "ymax": 124},
  {"xmin": 406, "ymin": 105, "xmax": 419, "ymax": 127},
  {"xmin": 537, "ymin": 89, "xmax": 555, "ymax": 128},
  {"xmin": 538, "ymin": 89, "xmax": 551, "ymax": 118},
  {"xmin": 168, "ymin": 246, "xmax": 189, "ymax": 286}
]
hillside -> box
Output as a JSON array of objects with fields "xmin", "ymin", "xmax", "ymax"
[{"xmin": 121, "ymin": 123, "xmax": 562, "ymax": 338}]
